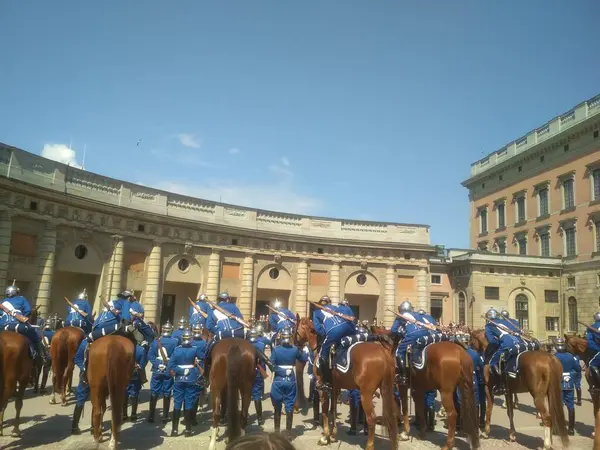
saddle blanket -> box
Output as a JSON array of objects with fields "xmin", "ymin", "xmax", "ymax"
[
  {"xmin": 411, "ymin": 343, "xmax": 433, "ymax": 370},
  {"xmin": 334, "ymin": 342, "xmax": 362, "ymax": 374},
  {"xmin": 505, "ymin": 350, "xmax": 529, "ymax": 379}
]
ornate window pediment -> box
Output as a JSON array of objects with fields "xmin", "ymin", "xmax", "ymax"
[{"xmin": 557, "ymin": 217, "xmax": 577, "ymax": 234}]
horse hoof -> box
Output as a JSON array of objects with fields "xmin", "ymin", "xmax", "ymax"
[
  {"xmin": 49, "ymin": 398, "xmax": 56, "ymax": 405},
  {"xmin": 509, "ymin": 433, "xmax": 516, "ymax": 442},
  {"xmin": 11, "ymin": 430, "xmax": 21, "ymax": 438},
  {"xmin": 480, "ymin": 431, "xmax": 488, "ymax": 439},
  {"xmin": 399, "ymin": 431, "xmax": 409, "ymax": 441},
  {"xmin": 330, "ymin": 436, "xmax": 337, "ymax": 443},
  {"xmin": 317, "ymin": 437, "xmax": 329, "ymax": 446}
]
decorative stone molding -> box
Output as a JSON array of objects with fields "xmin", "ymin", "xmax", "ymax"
[
  {"xmin": 257, "ymin": 213, "xmax": 302, "ymax": 227},
  {"xmin": 273, "ymin": 253, "xmax": 282, "ymax": 265},
  {"xmin": 133, "ymin": 190, "xmax": 155, "ymax": 200},
  {"xmin": 311, "ymin": 219, "xmax": 332, "ymax": 229},
  {"xmin": 184, "ymin": 242, "xmax": 193, "ymax": 255},
  {"xmin": 341, "ymin": 221, "xmax": 386, "ymax": 234},
  {"xmin": 69, "ymin": 172, "xmax": 120, "ymax": 196},
  {"xmin": 167, "ymin": 197, "xmax": 215, "ymax": 214},
  {"xmin": 360, "ymin": 260, "xmax": 368, "ymax": 270},
  {"xmin": 225, "ymin": 208, "xmax": 247, "ymax": 218}
]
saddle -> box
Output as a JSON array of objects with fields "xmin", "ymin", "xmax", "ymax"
[
  {"xmin": 410, "ymin": 332, "xmax": 449, "ymax": 370},
  {"xmin": 331, "ymin": 333, "xmax": 379, "ymax": 373}
]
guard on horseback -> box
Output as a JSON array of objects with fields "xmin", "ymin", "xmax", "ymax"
[
  {"xmin": 147, "ymin": 321, "xmax": 178, "ymax": 424},
  {"xmin": 315, "ymin": 297, "xmax": 356, "ymax": 392},
  {"xmin": 268, "ymin": 299, "xmax": 295, "ymax": 345},
  {"xmin": 125, "ymin": 291, "xmax": 156, "ymax": 348},
  {"xmin": 167, "ymin": 329, "xmax": 204, "ymax": 437},
  {"xmin": 189, "ymin": 293, "xmax": 210, "ymax": 328},
  {"xmin": 0, "ymin": 283, "xmax": 49, "ymax": 365},
  {"xmin": 64, "ymin": 289, "xmax": 93, "ymax": 333},
  {"xmin": 173, "ymin": 316, "xmax": 189, "ymax": 343},
  {"xmin": 270, "ymin": 327, "xmax": 307, "ymax": 435},
  {"xmin": 585, "ymin": 311, "xmax": 600, "ymax": 392},
  {"xmin": 553, "ymin": 337, "xmax": 580, "ymax": 435},
  {"xmin": 248, "ymin": 323, "xmax": 271, "ymax": 426}
]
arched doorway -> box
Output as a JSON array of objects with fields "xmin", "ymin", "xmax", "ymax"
[
  {"xmin": 515, "ymin": 293, "xmax": 529, "ymax": 331},
  {"xmin": 458, "ymin": 292, "xmax": 466, "ymax": 325},
  {"xmin": 568, "ymin": 297, "xmax": 578, "ymax": 332},
  {"xmin": 343, "ymin": 271, "xmax": 380, "ymax": 323},
  {"xmin": 256, "ymin": 265, "xmax": 293, "ymax": 327}
]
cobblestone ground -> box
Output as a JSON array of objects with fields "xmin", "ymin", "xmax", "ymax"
[{"xmin": 0, "ymin": 371, "xmax": 596, "ymax": 450}]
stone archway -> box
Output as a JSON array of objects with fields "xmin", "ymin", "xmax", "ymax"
[
  {"xmin": 162, "ymin": 254, "xmax": 203, "ymax": 325},
  {"xmin": 256, "ymin": 265, "xmax": 293, "ymax": 325},
  {"xmin": 343, "ymin": 270, "xmax": 380, "ymax": 323}
]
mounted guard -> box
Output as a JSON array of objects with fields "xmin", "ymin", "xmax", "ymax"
[
  {"xmin": 585, "ymin": 311, "xmax": 600, "ymax": 392},
  {"xmin": 64, "ymin": 289, "xmax": 93, "ymax": 333},
  {"xmin": 268, "ymin": 299, "xmax": 295, "ymax": 345},
  {"xmin": 189, "ymin": 293, "xmax": 210, "ymax": 329}
]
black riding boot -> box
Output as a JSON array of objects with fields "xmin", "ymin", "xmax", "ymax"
[
  {"xmin": 40, "ymin": 367, "xmax": 50, "ymax": 393},
  {"xmin": 255, "ymin": 400, "xmax": 264, "ymax": 426},
  {"xmin": 130, "ymin": 396, "xmax": 138, "ymax": 422},
  {"xmin": 286, "ymin": 411, "xmax": 293, "ymax": 433},
  {"xmin": 427, "ymin": 407, "xmax": 435, "ymax": 431},
  {"xmin": 274, "ymin": 408, "xmax": 282, "ymax": 433},
  {"xmin": 184, "ymin": 410, "xmax": 193, "ymax": 437},
  {"xmin": 348, "ymin": 401, "xmax": 358, "ymax": 435},
  {"xmin": 479, "ymin": 404, "xmax": 486, "ymax": 430},
  {"xmin": 312, "ymin": 391, "xmax": 320, "ymax": 425},
  {"xmin": 171, "ymin": 409, "xmax": 180, "ymax": 437},
  {"xmin": 162, "ymin": 396, "xmax": 171, "ymax": 423},
  {"xmin": 147, "ymin": 394, "xmax": 158, "ymax": 423},
  {"xmin": 395, "ymin": 360, "xmax": 408, "ymax": 386},
  {"xmin": 576, "ymin": 388, "xmax": 582, "ymax": 406},
  {"xmin": 568, "ymin": 408, "xmax": 575, "ymax": 436},
  {"xmin": 191, "ymin": 399, "xmax": 199, "ymax": 426},
  {"xmin": 455, "ymin": 405, "xmax": 462, "ymax": 433},
  {"xmin": 72, "ymin": 404, "xmax": 84, "ymax": 435},
  {"xmin": 122, "ymin": 397, "xmax": 129, "ymax": 421}
]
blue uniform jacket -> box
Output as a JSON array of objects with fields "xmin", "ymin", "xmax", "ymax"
[
  {"xmin": 148, "ymin": 336, "xmax": 179, "ymax": 373},
  {"xmin": 323, "ymin": 305, "xmax": 356, "ymax": 336},
  {"xmin": 586, "ymin": 320, "xmax": 600, "ymax": 353},
  {"xmin": 127, "ymin": 301, "xmax": 144, "ymax": 320},
  {"xmin": 270, "ymin": 344, "xmax": 307, "ymax": 381},
  {"xmin": 189, "ymin": 300, "xmax": 210, "ymax": 327},
  {"xmin": 167, "ymin": 345, "xmax": 204, "ymax": 383},
  {"xmin": 313, "ymin": 309, "xmax": 326, "ymax": 337},
  {"xmin": 422, "ymin": 314, "xmax": 438, "ymax": 326},
  {"xmin": 131, "ymin": 345, "xmax": 147, "ymax": 380},
  {"xmin": 392, "ymin": 312, "xmax": 427, "ymax": 338},
  {"xmin": 269, "ymin": 308, "xmax": 296, "ymax": 333},
  {"xmin": 250, "ymin": 336, "xmax": 271, "ymax": 367},
  {"xmin": 484, "ymin": 318, "xmax": 517, "ymax": 348},
  {"xmin": 467, "ymin": 346, "xmax": 484, "ymax": 385},
  {"xmin": 93, "ymin": 298, "xmax": 128, "ymax": 329},
  {"xmin": 42, "ymin": 329, "xmax": 55, "ymax": 345},
  {"xmin": 191, "ymin": 338, "xmax": 208, "ymax": 368},
  {"xmin": 0, "ymin": 296, "xmax": 32, "ymax": 325},
  {"xmin": 555, "ymin": 351, "xmax": 581, "ymax": 390},
  {"xmin": 74, "ymin": 340, "xmax": 86, "ymax": 371},
  {"xmin": 65, "ymin": 299, "xmax": 93, "ymax": 324},
  {"xmin": 206, "ymin": 302, "xmax": 244, "ymax": 334}
]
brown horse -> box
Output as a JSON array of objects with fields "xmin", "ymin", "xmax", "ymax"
[
  {"xmin": 49, "ymin": 326, "xmax": 85, "ymax": 405},
  {"xmin": 88, "ymin": 335, "xmax": 135, "ymax": 450},
  {"xmin": 294, "ymin": 317, "xmax": 398, "ymax": 450},
  {"xmin": 472, "ymin": 329, "xmax": 569, "ymax": 449},
  {"xmin": 0, "ymin": 332, "xmax": 34, "ymax": 436},
  {"xmin": 207, "ymin": 338, "xmax": 257, "ymax": 450}
]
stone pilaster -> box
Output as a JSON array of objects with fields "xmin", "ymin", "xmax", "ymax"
[
  {"xmin": 0, "ymin": 211, "xmax": 13, "ymax": 296},
  {"xmin": 34, "ymin": 223, "xmax": 57, "ymax": 316},
  {"xmin": 239, "ymin": 253, "xmax": 254, "ymax": 319},
  {"xmin": 329, "ymin": 260, "xmax": 341, "ymax": 304},
  {"xmin": 295, "ymin": 258, "xmax": 309, "ymax": 318},
  {"xmin": 143, "ymin": 242, "xmax": 163, "ymax": 324},
  {"xmin": 206, "ymin": 250, "xmax": 221, "ymax": 301},
  {"xmin": 416, "ymin": 265, "xmax": 429, "ymax": 311},
  {"xmin": 105, "ymin": 235, "xmax": 125, "ymax": 299},
  {"xmin": 384, "ymin": 264, "xmax": 397, "ymax": 327}
]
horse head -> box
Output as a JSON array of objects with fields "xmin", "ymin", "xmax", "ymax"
[
  {"xmin": 564, "ymin": 334, "xmax": 590, "ymax": 362},
  {"xmin": 294, "ymin": 317, "xmax": 317, "ymax": 349},
  {"xmin": 470, "ymin": 329, "xmax": 488, "ymax": 352}
]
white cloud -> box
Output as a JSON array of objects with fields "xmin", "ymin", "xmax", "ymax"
[
  {"xmin": 228, "ymin": 148, "xmax": 240, "ymax": 155},
  {"xmin": 281, "ymin": 156, "xmax": 290, "ymax": 167},
  {"xmin": 41, "ymin": 143, "xmax": 82, "ymax": 168},
  {"xmin": 176, "ymin": 133, "xmax": 201, "ymax": 149}
]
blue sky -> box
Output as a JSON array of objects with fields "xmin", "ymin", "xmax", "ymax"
[{"xmin": 1, "ymin": 2, "xmax": 599, "ymax": 248}]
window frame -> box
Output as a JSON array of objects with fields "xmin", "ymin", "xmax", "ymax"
[
  {"xmin": 545, "ymin": 316, "xmax": 560, "ymax": 332},
  {"xmin": 593, "ymin": 168, "xmax": 600, "ymax": 201},
  {"xmin": 517, "ymin": 236, "xmax": 527, "ymax": 255},
  {"xmin": 564, "ymin": 226, "xmax": 577, "ymax": 257},
  {"xmin": 544, "ymin": 289, "xmax": 559, "ymax": 303},
  {"xmin": 562, "ymin": 178, "xmax": 575, "ymax": 210},
  {"xmin": 496, "ymin": 201, "xmax": 506, "ymax": 229},
  {"xmin": 430, "ymin": 274, "xmax": 442, "ymax": 285},
  {"xmin": 484, "ymin": 286, "xmax": 500, "ymax": 300},
  {"xmin": 538, "ymin": 187, "xmax": 549, "ymax": 217},
  {"xmin": 515, "ymin": 195, "xmax": 526, "ymax": 224}
]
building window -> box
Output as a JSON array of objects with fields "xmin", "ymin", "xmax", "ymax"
[
  {"xmin": 356, "ymin": 273, "xmax": 367, "ymax": 286},
  {"xmin": 74, "ymin": 244, "xmax": 88, "ymax": 260},
  {"xmin": 545, "ymin": 317, "xmax": 559, "ymax": 332},
  {"xmin": 538, "ymin": 188, "xmax": 549, "ymax": 217},
  {"xmin": 458, "ymin": 292, "xmax": 466, "ymax": 325},
  {"xmin": 594, "ymin": 169, "xmax": 600, "ymax": 201},
  {"xmin": 518, "ymin": 237, "xmax": 527, "ymax": 255},
  {"xmin": 515, "ymin": 294, "xmax": 529, "ymax": 330},
  {"xmin": 269, "ymin": 267, "xmax": 280, "ymax": 280},
  {"xmin": 480, "ymin": 209, "xmax": 488, "ymax": 234},
  {"xmin": 430, "ymin": 298, "xmax": 443, "ymax": 321},
  {"xmin": 544, "ymin": 290, "xmax": 559, "ymax": 303},
  {"xmin": 497, "ymin": 239, "xmax": 506, "ymax": 254},
  {"xmin": 516, "ymin": 196, "xmax": 526, "ymax": 223},
  {"xmin": 563, "ymin": 179, "xmax": 574, "ymax": 209},
  {"xmin": 177, "ymin": 258, "xmax": 190, "ymax": 272},
  {"xmin": 568, "ymin": 297, "xmax": 578, "ymax": 332},
  {"xmin": 137, "ymin": 224, "xmax": 145, "ymax": 232},
  {"xmin": 596, "ymin": 221, "xmax": 600, "ymax": 252},
  {"xmin": 484, "ymin": 286, "xmax": 500, "ymax": 300},
  {"xmin": 431, "ymin": 274, "xmax": 442, "ymax": 285},
  {"xmin": 567, "ymin": 277, "xmax": 576, "ymax": 288},
  {"xmin": 497, "ymin": 203, "xmax": 505, "ymax": 228},
  {"xmin": 565, "ymin": 227, "xmax": 577, "ymax": 257},
  {"xmin": 540, "ymin": 233, "xmax": 550, "ymax": 257},
  {"xmin": 231, "ymin": 238, "xmax": 239, "ymax": 246}
]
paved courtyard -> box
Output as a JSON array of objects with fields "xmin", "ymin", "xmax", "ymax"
[{"xmin": 0, "ymin": 371, "xmax": 596, "ymax": 450}]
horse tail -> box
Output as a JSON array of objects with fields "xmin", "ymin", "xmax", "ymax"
[
  {"xmin": 227, "ymin": 343, "xmax": 242, "ymax": 440},
  {"xmin": 548, "ymin": 355, "xmax": 569, "ymax": 447},
  {"xmin": 380, "ymin": 353, "xmax": 398, "ymax": 450},
  {"xmin": 107, "ymin": 341, "xmax": 125, "ymax": 436},
  {"xmin": 459, "ymin": 355, "xmax": 480, "ymax": 449},
  {"xmin": 50, "ymin": 330, "xmax": 68, "ymax": 394},
  {"xmin": 295, "ymin": 359, "xmax": 306, "ymax": 406}
]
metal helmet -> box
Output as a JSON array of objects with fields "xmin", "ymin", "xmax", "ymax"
[
  {"xmin": 5, "ymin": 282, "xmax": 19, "ymax": 298},
  {"xmin": 255, "ymin": 323, "xmax": 264, "ymax": 336},
  {"xmin": 594, "ymin": 312, "xmax": 600, "ymax": 322},
  {"xmin": 162, "ymin": 321, "xmax": 174, "ymax": 337},
  {"xmin": 554, "ymin": 337, "xmax": 567, "ymax": 352},
  {"xmin": 273, "ymin": 299, "xmax": 282, "ymax": 310},
  {"xmin": 456, "ymin": 333, "xmax": 470, "ymax": 346},
  {"xmin": 248, "ymin": 327, "xmax": 260, "ymax": 342},
  {"xmin": 77, "ymin": 289, "xmax": 88, "ymax": 300},
  {"xmin": 198, "ymin": 293, "xmax": 207, "ymax": 302},
  {"xmin": 361, "ymin": 319, "xmax": 370, "ymax": 328},
  {"xmin": 192, "ymin": 323, "xmax": 203, "ymax": 339},
  {"xmin": 356, "ymin": 325, "xmax": 368, "ymax": 335},
  {"xmin": 43, "ymin": 317, "xmax": 52, "ymax": 329},
  {"xmin": 398, "ymin": 300, "xmax": 413, "ymax": 314},
  {"xmin": 319, "ymin": 295, "xmax": 331, "ymax": 305},
  {"xmin": 280, "ymin": 327, "xmax": 292, "ymax": 345},
  {"xmin": 177, "ymin": 316, "xmax": 188, "ymax": 330},
  {"xmin": 218, "ymin": 292, "xmax": 231, "ymax": 303},
  {"xmin": 500, "ymin": 309, "xmax": 510, "ymax": 319},
  {"xmin": 181, "ymin": 329, "xmax": 193, "ymax": 346},
  {"xmin": 118, "ymin": 289, "xmax": 134, "ymax": 300},
  {"xmin": 340, "ymin": 298, "xmax": 349, "ymax": 306},
  {"xmin": 486, "ymin": 307, "xmax": 498, "ymax": 320},
  {"xmin": 417, "ymin": 309, "xmax": 426, "ymax": 315}
]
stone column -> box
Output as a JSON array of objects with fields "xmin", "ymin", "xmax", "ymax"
[
  {"xmin": 34, "ymin": 223, "xmax": 57, "ymax": 316},
  {"xmin": 384, "ymin": 264, "xmax": 397, "ymax": 327},
  {"xmin": 105, "ymin": 235, "xmax": 125, "ymax": 299},
  {"xmin": 0, "ymin": 211, "xmax": 13, "ymax": 296},
  {"xmin": 416, "ymin": 265, "xmax": 429, "ymax": 311},
  {"xmin": 143, "ymin": 242, "xmax": 163, "ymax": 324},
  {"xmin": 295, "ymin": 258, "xmax": 309, "ymax": 317},
  {"xmin": 239, "ymin": 253, "xmax": 254, "ymax": 319},
  {"xmin": 206, "ymin": 250, "xmax": 221, "ymax": 301},
  {"xmin": 329, "ymin": 260, "xmax": 341, "ymax": 304}
]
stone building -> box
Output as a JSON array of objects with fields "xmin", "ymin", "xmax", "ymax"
[
  {"xmin": 462, "ymin": 93, "xmax": 600, "ymax": 335},
  {"xmin": 0, "ymin": 143, "xmax": 444, "ymax": 328}
]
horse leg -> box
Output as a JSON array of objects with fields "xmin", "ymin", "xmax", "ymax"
[
  {"xmin": 40, "ymin": 365, "xmax": 50, "ymax": 394},
  {"xmin": 414, "ymin": 389, "xmax": 427, "ymax": 440},
  {"xmin": 318, "ymin": 390, "xmax": 331, "ymax": 446},
  {"xmin": 399, "ymin": 386, "xmax": 410, "ymax": 440},
  {"xmin": 208, "ymin": 389, "xmax": 220, "ymax": 450},
  {"xmin": 533, "ymin": 392, "xmax": 552, "ymax": 449},
  {"xmin": 330, "ymin": 386, "xmax": 338, "ymax": 443},
  {"xmin": 513, "ymin": 393, "xmax": 519, "ymax": 410},
  {"xmin": 506, "ymin": 391, "xmax": 516, "ymax": 442},
  {"xmin": 360, "ymin": 391, "xmax": 376, "ymax": 450},
  {"xmin": 63, "ymin": 362, "xmax": 75, "ymax": 406},
  {"xmin": 10, "ymin": 379, "xmax": 27, "ymax": 437},
  {"xmin": 240, "ymin": 383, "xmax": 252, "ymax": 437},
  {"xmin": 50, "ymin": 370, "xmax": 58, "ymax": 405},
  {"xmin": 484, "ymin": 383, "xmax": 493, "ymax": 438},
  {"xmin": 439, "ymin": 390, "xmax": 457, "ymax": 450}
]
